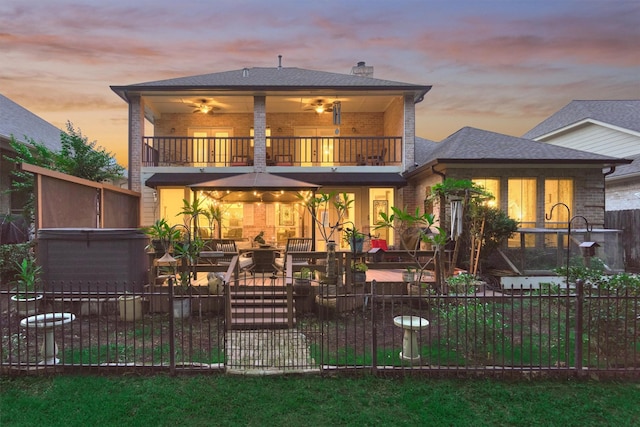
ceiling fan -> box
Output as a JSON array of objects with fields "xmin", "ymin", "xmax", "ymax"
[
  {"xmin": 303, "ymin": 99, "xmax": 337, "ymax": 114},
  {"xmin": 191, "ymin": 99, "xmax": 221, "ymax": 114}
]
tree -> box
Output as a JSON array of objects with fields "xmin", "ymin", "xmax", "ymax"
[
  {"xmin": 4, "ymin": 121, "xmax": 124, "ymax": 220},
  {"xmin": 55, "ymin": 121, "xmax": 124, "ymax": 182},
  {"xmin": 429, "ymin": 178, "xmax": 491, "ymax": 275}
]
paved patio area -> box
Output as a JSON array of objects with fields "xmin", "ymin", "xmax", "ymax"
[{"xmin": 225, "ymin": 329, "xmax": 320, "ymax": 375}]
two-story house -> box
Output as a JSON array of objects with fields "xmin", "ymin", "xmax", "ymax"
[{"xmin": 111, "ymin": 61, "xmax": 430, "ymax": 250}]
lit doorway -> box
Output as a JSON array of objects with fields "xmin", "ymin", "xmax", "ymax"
[
  {"xmin": 294, "ymin": 127, "xmax": 335, "ymax": 166},
  {"xmin": 189, "ymin": 128, "xmax": 233, "ymax": 167}
]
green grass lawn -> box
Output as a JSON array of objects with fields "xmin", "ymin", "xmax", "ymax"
[{"xmin": 1, "ymin": 375, "xmax": 639, "ymax": 426}]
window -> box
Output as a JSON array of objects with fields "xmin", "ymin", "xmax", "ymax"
[
  {"xmin": 472, "ymin": 178, "xmax": 500, "ymax": 207},
  {"xmin": 508, "ymin": 178, "xmax": 536, "ymax": 247},
  {"xmin": 544, "ymin": 179, "xmax": 573, "ymax": 228},
  {"xmin": 222, "ymin": 203, "xmax": 244, "ymax": 239},
  {"xmin": 158, "ymin": 188, "xmax": 188, "ymax": 226},
  {"xmin": 544, "ymin": 178, "xmax": 574, "ymax": 248}
]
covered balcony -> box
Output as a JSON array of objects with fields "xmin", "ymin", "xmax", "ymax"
[{"xmin": 142, "ymin": 136, "xmax": 402, "ymax": 167}]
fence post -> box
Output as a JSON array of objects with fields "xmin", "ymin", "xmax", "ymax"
[
  {"xmin": 287, "ymin": 282, "xmax": 294, "ymax": 328},
  {"xmin": 169, "ymin": 275, "xmax": 176, "ymax": 375},
  {"xmin": 370, "ymin": 280, "xmax": 377, "ymax": 374},
  {"xmin": 574, "ymin": 279, "xmax": 584, "ymax": 376}
]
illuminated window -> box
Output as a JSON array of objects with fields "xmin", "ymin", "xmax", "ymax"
[
  {"xmin": 158, "ymin": 188, "xmax": 187, "ymax": 226},
  {"xmin": 544, "ymin": 179, "xmax": 573, "ymax": 228},
  {"xmin": 544, "ymin": 179, "xmax": 574, "ymax": 247},
  {"xmin": 472, "ymin": 178, "xmax": 500, "ymax": 207},
  {"xmin": 508, "ymin": 178, "xmax": 536, "ymax": 247}
]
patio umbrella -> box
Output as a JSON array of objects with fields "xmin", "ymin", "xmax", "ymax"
[{"xmin": 189, "ymin": 172, "xmax": 320, "ymax": 203}]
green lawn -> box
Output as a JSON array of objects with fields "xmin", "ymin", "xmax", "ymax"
[{"xmin": 1, "ymin": 375, "xmax": 639, "ymax": 426}]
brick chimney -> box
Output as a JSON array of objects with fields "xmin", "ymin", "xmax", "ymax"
[{"xmin": 351, "ymin": 61, "xmax": 374, "ymax": 77}]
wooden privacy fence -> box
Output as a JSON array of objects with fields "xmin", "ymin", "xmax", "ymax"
[
  {"xmin": 20, "ymin": 163, "xmax": 140, "ymax": 229},
  {"xmin": 605, "ymin": 209, "xmax": 640, "ymax": 272}
]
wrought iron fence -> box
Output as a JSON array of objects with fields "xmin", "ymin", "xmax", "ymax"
[{"xmin": 1, "ymin": 278, "xmax": 638, "ymax": 378}]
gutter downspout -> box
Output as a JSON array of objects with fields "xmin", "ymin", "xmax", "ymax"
[
  {"xmin": 603, "ymin": 166, "xmax": 616, "ymax": 177},
  {"xmin": 431, "ymin": 165, "xmax": 445, "ymax": 180}
]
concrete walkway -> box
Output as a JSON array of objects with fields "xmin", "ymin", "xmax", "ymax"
[{"xmin": 225, "ymin": 329, "xmax": 320, "ymax": 375}]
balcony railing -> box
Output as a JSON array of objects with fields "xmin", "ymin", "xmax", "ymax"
[{"xmin": 142, "ymin": 136, "xmax": 402, "ymax": 167}]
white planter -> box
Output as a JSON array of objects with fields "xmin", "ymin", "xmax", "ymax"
[
  {"xmin": 118, "ymin": 295, "xmax": 143, "ymax": 321},
  {"xmin": 172, "ymin": 297, "xmax": 191, "ymax": 318},
  {"xmin": 11, "ymin": 294, "xmax": 43, "ymax": 317},
  {"xmin": 402, "ymin": 272, "xmax": 416, "ymax": 283}
]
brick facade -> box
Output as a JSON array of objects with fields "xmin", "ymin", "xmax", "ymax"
[{"xmin": 128, "ymin": 94, "xmax": 143, "ymax": 193}]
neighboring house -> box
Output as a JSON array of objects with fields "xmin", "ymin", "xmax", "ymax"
[
  {"xmin": 406, "ymin": 127, "xmax": 630, "ymax": 272},
  {"xmin": 523, "ymin": 100, "xmax": 640, "ymax": 211},
  {"xmin": 0, "ymin": 94, "xmax": 62, "ymax": 216},
  {"xmin": 111, "ymin": 61, "xmax": 430, "ymax": 249}
]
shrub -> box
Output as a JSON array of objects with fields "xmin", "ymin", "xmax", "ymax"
[
  {"xmin": 439, "ymin": 302, "xmax": 506, "ymax": 365},
  {"xmin": 0, "ymin": 243, "xmax": 34, "ymax": 285},
  {"xmin": 582, "ymin": 272, "xmax": 640, "ymax": 367},
  {"xmin": 445, "ymin": 273, "xmax": 480, "ymax": 295}
]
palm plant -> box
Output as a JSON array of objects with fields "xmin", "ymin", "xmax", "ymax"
[
  {"xmin": 13, "ymin": 257, "xmax": 42, "ymax": 299},
  {"xmin": 375, "ymin": 206, "xmax": 447, "ymax": 292}
]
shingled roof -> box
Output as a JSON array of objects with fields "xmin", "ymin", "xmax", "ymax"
[
  {"xmin": 523, "ymin": 100, "xmax": 640, "ymax": 139},
  {"xmin": 111, "ymin": 66, "xmax": 431, "ymax": 101},
  {"xmin": 419, "ymin": 127, "xmax": 629, "ymax": 166},
  {"xmin": 0, "ymin": 94, "xmax": 62, "ymax": 151}
]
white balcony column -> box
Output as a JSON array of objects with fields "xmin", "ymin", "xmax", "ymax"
[
  {"xmin": 403, "ymin": 94, "xmax": 415, "ymax": 170},
  {"xmin": 253, "ymin": 96, "xmax": 267, "ymax": 172},
  {"xmin": 128, "ymin": 94, "xmax": 144, "ymax": 192}
]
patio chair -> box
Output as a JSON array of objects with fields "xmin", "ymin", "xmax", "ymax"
[
  {"xmin": 273, "ymin": 237, "xmax": 312, "ymax": 274},
  {"xmin": 208, "ymin": 239, "xmax": 254, "ymax": 271},
  {"xmin": 366, "ymin": 146, "xmax": 387, "ymax": 165},
  {"xmin": 230, "ymin": 155, "xmax": 253, "ymax": 166}
]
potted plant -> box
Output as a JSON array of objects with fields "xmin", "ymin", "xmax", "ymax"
[
  {"xmin": 142, "ymin": 218, "xmax": 181, "ymax": 256},
  {"xmin": 351, "ymin": 261, "xmax": 368, "ymax": 284},
  {"xmin": 11, "ymin": 257, "xmax": 43, "ymax": 316},
  {"xmin": 343, "ymin": 227, "xmax": 365, "ymax": 253},
  {"xmin": 293, "ymin": 267, "xmax": 314, "ymax": 296},
  {"xmin": 293, "ymin": 267, "xmax": 313, "ymax": 286},
  {"xmin": 297, "ymin": 192, "xmax": 353, "ymax": 285},
  {"xmin": 167, "ymin": 224, "xmax": 204, "ymax": 319},
  {"xmin": 402, "ymin": 267, "xmax": 416, "ymax": 284},
  {"xmin": 172, "ymin": 271, "xmax": 193, "ymax": 319}
]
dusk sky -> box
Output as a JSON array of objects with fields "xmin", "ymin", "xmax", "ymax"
[{"xmin": 2, "ymin": 0, "xmax": 639, "ymax": 167}]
